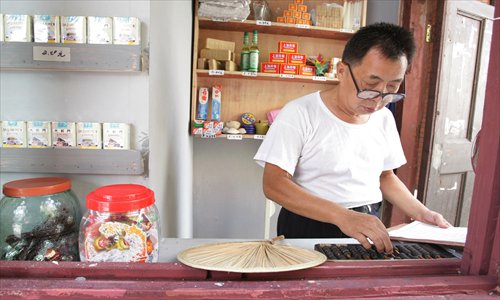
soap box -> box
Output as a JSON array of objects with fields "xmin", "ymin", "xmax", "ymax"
[
  {"xmin": 34, "ymin": 15, "xmax": 60, "ymax": 43},
  {"xmin": 103, "ymin": 123, "xmax": 130, "ymax": 150},
  {"xmin": 87, "ymin": 16, "xmax": 113, "ymax": 44},
  {"xmin": 4, "ymin": 14, "xmax": 32, "ymax": 42},
  {"xmin": 52, "ymin": 121, "xmax": 76, "ymax": 147},
  {"xmin": 61, "ymin": 16, "xmax": 87, "ymax": 43},
  {"xmin": 211, "ymin": 85, "xmax": 222, "ymax": 121},
  {"xmin": 113, "ymin": 16, "xmax": 140, "ymax": 45},
  {"xmin": 77, "ymin": 122, "xmax": 102, "ymax": 149},
  {"xmin": 1, "ymin": 121, "xmax": 27, "ymax": 148},
  {"xmin": 27, "ymin": 121, "xmax": 51, "ymax": 148},
  {"xmin": 196, "ymin": 87, "xmax": 209, "ymax": 120}
]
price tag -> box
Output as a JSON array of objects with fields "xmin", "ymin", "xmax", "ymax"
[
  {"xmin": 242, "ymin": 71, "xmax": 258, "ymax": 77},
  {"xmin": 227, "ymin": 134, "xmax": 243, "ymax": 140},
  {"xmin": 208, "ymin": 70, "xmax": 224, "ymax": 76},
  {"xmin": 280, "ymin": 74, "xmax": 295, "ymax": 79},
  {"xmin": 313, "ymin": 76, "xmax": 327, "ymax": 81},
  {"xmin": 295, "ymin": 24, "xmax": 310, "ymax": 29},
  {"xmin": 253, "ymin": 135, "xmax": 266, "ymax": 140},
  {"xmin": 201, "ymin": 133, "xmax": 216, "ymax": 139},
  {"xmin": 33, "ymin": 46, "xmax": 71, "ymax": 62},
  {"xmin": 256, "ymin": 20, "xmax": 272, "ymax": 26}
]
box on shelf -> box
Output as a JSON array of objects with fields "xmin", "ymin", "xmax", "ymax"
[
  {"xmin": 34, "ymin": 15, "xmax": 60, "ymax": 43},
  {"xmin": 103, "ymin": 123, "xmax": 130, "ymax": 150},
  {"xmin": 280, "ymin": 64, "xmax": 299, "ymax": 75},
  {"xmin": 4, "ymin": 14, "xmax": 32, "ymax": 42},
  {"xmin": 113, "ymin": 16, "xmax": 141, "ymax": 45},
  {"xmin": 198, "ymin": 58, "xmax": 208, "ymax": 69},
  {"xmin": 315, "ymin": 4, "xmax": 343, "ymax": 29},
  {"xmin": 201, "ymin": 38, "xmax": 235, "ymax": 52},
  {"xmin": 278, "ymin": 41, "xmax": 298, "ymax": 53},
  {"xmin": 269, "ymin": 52, "xmax": 287, "ymax": 63},
  {"xmin": 77, "ymin": 122, "xmax": 102, "ymax": 149},
  {"xmin": 200, "ymin": 48, "xmax": 234, "ymax": 61},
  {"xmin": 87, "ymin": 16, "xmax": 113, "ymax": 44},
  {"xmin": 61, "ymin": 16, "xmax": 87, "ymax": 43},
  {"xmin": 1, "ymin": 121, "xmax": 27, "ymax": 148},
  {"xmin": 52, "ymin": 121, "xmax": 76, "ymax": 147},
  {"xmin": 27, "ymin": 121, "xmax": 51, "ymax": 148},
  {"xmin": 207, "ymin": 59, "xmax": 222, "ymax": 70},
  {"xmin": 196, "ymin": 87, "xmax": 209, "ymax": 120},
  {"xmin": 261, "ymin": 62, "xmax": 280, "ymax": 74},
  {"xmin": 224, "ymin": 60, "xmax": 237, "ymax": 71},
  {"xmin": 211, "ymin": 85, "xmax": 222, "ymax": 121},
  {"xmin": 299, "ymin": 65, "xmax": 315, "ymax": 76},
  {"xmin": 288, "ymin": 53, "xmax": 306, "ymax": 65}
]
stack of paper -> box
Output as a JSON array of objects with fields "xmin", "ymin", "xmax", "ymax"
[{"xmin": 388, "ymin": 221, "xmax": 467, "ymax": 246}]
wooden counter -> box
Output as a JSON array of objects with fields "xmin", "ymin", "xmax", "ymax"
[{"xmin": 1, "ymin": 238, "xmax": 497, "ymax": 299}]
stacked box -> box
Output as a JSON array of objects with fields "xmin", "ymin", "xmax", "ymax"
[
  {"xmin": 198, "ymin": 37, "xmax": 237, "ymax": 71},
  {"xmin": 260, "ymin": 40, "xmax": 312, "ymax": 76},
  {"xmin": 1, "ymin": 121, "xmax": 27, "ymax": 148},
  {"xmin": 113, "ymin": 16, "xmax": 140, "ymax": 45},
  {"xmin": 52, "ymin": 121, "xmax": 76, "ymax": 147},
  {"xmin": 34, "ymin": 15, "xmax": 60, "ymax": 43},
  {"xmin": 77, "ymin": 122, "xmax": 102, "ymax": 149},
  {"xmin": 276, "ymin": 0, "xmax": 312, "ymax": 25},
  {"xmin": 4, "ymin": 14, "xmax": 32, "ymax": 42},
  {"xmin": 103, "ymin": 123, "xmax": 130, "ymax": 150},
  {"xmin": 315, "ymin": 4, "xmax": 343, "ymax": 29},
  {"xmin": 61, "ymin": 16, "xmax": 87, "ymax": 43},
  {"xmin": 87, "ymin": 16, "xmax": 113, "ymax": 44}
]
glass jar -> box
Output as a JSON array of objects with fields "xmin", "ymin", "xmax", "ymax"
[
  {"xmin": 0, "ymin": 177, "xmax": 82, "ymax": 261},
  {"xmin": 79, "ymin": 184, "xmax": 160, "ymax": 263}
]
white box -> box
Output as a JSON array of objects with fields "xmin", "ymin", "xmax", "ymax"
[
  {"xmin": 61, "ymin": 16, "xmax": 86, "ymax": 44},
  {"xmin": 34, "ymin": 15, "xmax": 60, "ymax": 43},
  {"xmin": 1, "ymin": 121, "xmax": 27, "ymax": 148},
  {"xmin": 27, "ymin": 121, "xmax": 51, "ymax": 148},
  {"xmin": 4, "ymin": 14, "xmax": 32, "ymax": 42},
  {"xmin": 113, "ymin": 16, "xmax": 140, "ymax": 45},
  {"xmin": 77, "ymin": 122, "xmax": 102, "ymax": 149},
  {"xmin": 52, "ymin": 121, "xmax": 76, "ymax": 147},
  {"xmin": 103, "ymin": 123, "xmax": 130, "ymax": 150},
  {"xmin": 87, "ymin": 16, "xmax": 113, "ymax": 44}
]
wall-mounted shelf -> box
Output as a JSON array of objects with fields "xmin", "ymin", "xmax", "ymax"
[
  {"xmin": 199, "ymin": 18, "xmax": 355, "ymax": 40},
  {"xmin": 197, "ymin": 70, "xmax": 339, "ymax": 84},
  {"xmin": 0, "ymin": 148, "xmax": 144, "ymax": 175},
  {"xmin": 0, "ymin": 42, "xmax": 142, "ymax": 72}
]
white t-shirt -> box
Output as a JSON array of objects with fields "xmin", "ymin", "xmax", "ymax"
[{"xmin": 254, "ymin": 91, "xmax": 406, "ymax": 208}]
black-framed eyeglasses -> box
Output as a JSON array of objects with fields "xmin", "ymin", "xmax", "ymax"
[{"xmin": 345, "ymin": 63, "xmax": 406, "ymax": 104}]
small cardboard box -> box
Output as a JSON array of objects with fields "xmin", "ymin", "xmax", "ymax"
[
  {"xmin": 288, "ymin": 53, "xmax": 306, "ymax": 65},
  {"xmin": 27, "ymin": 121, "xmax": 51, "ymax": 148},
  {"xmin": 34, "ymin": 15, "xmax": 60, "ymax": 43},
  {"xmin": 278, "ymin": 41, "xmax": 298, "ymax": 53},
  {"xmin": 61, "ymin": 16, "xmax": 86, "ymax": 44},
  {"xmin": 87, "ymin": 16, "xmax": 113, "ymax": 44},
  {"xmin": 202, "ymin": 38, "xmax": 235, "ymax": 52},
  {"xmin": 200, "ymin": 48, "xmax": 234, "ymax": 61},
  {"xmin": 269, "ymin": 52, "xmax": 287, "ymax": 63},
  {"xmin": 52, "ymin": 121, "xmax": 76, "ymax": 147},
  {"xmin": 261, "ymin": 63, "xmax": 280, "ymax": 74},
  {"xmin": 211, "ymin": 85, "xmax": 222, "ymax": 121},
  {"xmin": 299, "ymin": 65, "xmax": 315, "ymax": 76},
  {"xmin": 280, "ymin": 64, "xmax": 299, "ymax": 75},
  {"xmin": 77, "ymin": 122, "xmax": 102, "ymax": 149},
  {"xmin": 196, "ymin": 87, "xmax": 209, "ymax": 120},
  {"xmin": 4, "ymin": 15, "xmax": 32, "ymax": 42},
  {"xmin": 103, "ymin": 123, "xmax": 130, "ymax": 150},
  {"xmin": 1, "ymin": 121, "xmax": 27, "ymax": 148},
  {"xmin": 224, "ymin": 60, "xmax": 237, "ymax": 71}
]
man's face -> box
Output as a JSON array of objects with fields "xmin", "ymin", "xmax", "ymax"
[{"xmin": 337, "ymin": 48, "xmax": 408, "ymax": 116}]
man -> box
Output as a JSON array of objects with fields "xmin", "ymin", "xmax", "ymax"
[{"xmin": 254, "ymin": 23, "xmax": 450, "ymax": 253}]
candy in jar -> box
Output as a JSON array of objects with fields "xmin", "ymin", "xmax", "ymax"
[{"xmin": 79, "ymin": 184, "xmax": 160, "ymax": 262}]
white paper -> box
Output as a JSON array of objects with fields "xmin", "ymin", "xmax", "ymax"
[{"xmin": 389, "ymin": 221, "xmax": 467, "ymax": 245}]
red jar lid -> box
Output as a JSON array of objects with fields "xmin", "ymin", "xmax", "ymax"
[
  {"xmin": 86, "ymin": 184, "xmax": 155, "ymax": 212},
  {"xmin": 3, "ymin": 177, "xmax": 72, "ymax": 197}
]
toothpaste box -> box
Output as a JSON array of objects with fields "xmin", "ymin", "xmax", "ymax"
[
  {"xmin": 261, "ymin": 63, "xmax": 280, "ymax": 74},
  {"xmin": 27, "ymin": 121, "xmax": 51, "ymax": 148},
  {"xmin": 103, "ymin": 123, "xmax": 130, "ymax": 150},
  {"xmin": 34, "ymin": 15, "xmax": 60, "ymax": 43},
  {"xmin": 269, "ymin": 52, "xmax": 287, "ymax": 63},
  {"xmin": 77, "ymin": 122, "xmax": 102, "ymax": 149},
  {"xmin": 61, "ymin": 16, "xmax": 87, "ymax": 43},
  {"xmin": 87, "ymin": 16, "xmax": 113, "ymax": 44},
  {"xmin": 278, "ymin": 41, "xmax": 298, "ymax": 53},
  {"xmin": 280, "ymin": 64, "xmax": 299, "ymax": 75},
  {"xmin": 113, "ymin": 16, "xmax": 140, "ymax": 45},
  {"xmin": 1, "ymin": 121, "xmax": 27, "ymax": 148},
  {"xmin": 52, "ymin": 121, "xmax": 76, "ymax": 147},
  {"xmin": 299, "ymin": 65, "xmax": 315, "ymax": 76},
  {"xmin": 288, "ymin": 53, "xmax": 306, "ymax": 65},
  {"xmin": 4, "ymin": 14, "xmax": 32, "ymax": 42},
  {"xmin": 211, "ymin": 85, "xmax": 222, "ymax": 121},
  {"xmin": 196, "ymin": 87, "xmax": 209, "ymax": 120}
]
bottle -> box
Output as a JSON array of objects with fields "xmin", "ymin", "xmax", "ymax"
[
  {"xmin": 240, "ymin": 32, "xmax": 250, "ymax": 72},
  {"xmin": 248, "ymin": 30, "xmax": 259, "ymax": 72}
]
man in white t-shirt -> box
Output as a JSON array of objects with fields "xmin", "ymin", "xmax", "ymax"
[{"xmin": 254, "ymin": 23, "xmax": 450, "ymax": 254}]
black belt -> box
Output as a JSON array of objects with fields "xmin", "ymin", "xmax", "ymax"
[{"xmin": 350, "ymin": 202, "xmax": 381, "ymax": 216}]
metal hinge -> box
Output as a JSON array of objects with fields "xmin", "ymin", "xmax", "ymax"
[{"xmin": 425, "ymin": 24, "xmax": 432, "ymax": 43}]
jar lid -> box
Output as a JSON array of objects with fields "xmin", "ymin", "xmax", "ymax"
[
  {"xmin": 3, "ymin": 177, "xmax": 72, "ymax": 197},
  {"xmin": 86, "ymin": 184, "xmax": 155, "ymax": 212}
]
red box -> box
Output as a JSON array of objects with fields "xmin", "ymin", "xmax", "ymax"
[
  {"xmin": 278, "ymin": 41, "xmax": 298, "ymax": 53},
  {"xmin": 292, "ymin": 11, "xmax": 301, "ymax": 19},
  {"xmin": 269, "ymin": 52, "xmax": 287, "ymax": 63},
  {"xmin": 276, "ymin": 16, "xmax": 285, "ymax": 23},
  {"xmin": 261, "ymin": 63, "xmax": 280, "ymax": 74},
  {"xmin": 299, "ymin": 65, "xmax": 315, "ymax": 76},
  {"xmin": 287, "ymin": 53, "xmax": 306, "ymax": 65},
  {"xmin": 286, "ymin": 17, "xmax": 296, "ymax": 24},
  {"xmin": 280, "ymin": 64, "xmax": 299, "ymax": 75},
  {"xmin": 288, "ymin": 3, "xmax": 297, "ymax": 11},
  {"xmin": 298, "ymin": 4, "xmax": 308, "ymax": 12},
  {"xmin": 302, "ymin": 12, "xmax": 311, "ymax": 20},
  {"xmin": 294, "ymin": 0, "xmax": 304, "ymax": 4},
  {"xmin": 283, "ymin": 10, "xmax": 292, "ymax": 17}
]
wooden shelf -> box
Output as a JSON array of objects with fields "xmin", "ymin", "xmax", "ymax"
[
  {"xmin": 196, "ymin": 70, "xmax": 339, "ymax": 84},
  {"xmin": 199, "ymin": 18, "xmax": 355, "ymax": 40},
  {"xmin": 0, "ymin": 148, "xmax": 144, "ymax": 175},
  {"xmin": 0, "ymin": 42, "xmax": 143, "ymax": 72},
  {"xmin": 194, "ymin": 134, "xmax": 266, "ymax": 140}
]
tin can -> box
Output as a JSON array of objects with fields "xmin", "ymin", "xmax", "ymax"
[{"xmin": 79, "ymin": 184, "xmax": 160, "ymax": 262}]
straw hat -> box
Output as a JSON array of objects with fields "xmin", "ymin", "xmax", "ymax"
[{"xmin": 177, "ymin": 236, "xmax": 327, "ymax": 273}]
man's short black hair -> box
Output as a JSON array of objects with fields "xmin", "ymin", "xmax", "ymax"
[{"xmin": 342, "ymin": 22, "xmax": 416, "ymax": 68}]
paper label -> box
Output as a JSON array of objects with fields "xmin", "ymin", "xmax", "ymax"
[
  {"xmin": 33, "ymin": 46, "xmax": 71, "ymax": 62},
  {"xmin": 227, "ymin": 134, "xmax": 243, "ymax": 140}
]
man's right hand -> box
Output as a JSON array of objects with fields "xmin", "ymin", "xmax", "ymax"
[{"xmin": 336, "ymin": 209, "xmax": 393, "ymax": 254}]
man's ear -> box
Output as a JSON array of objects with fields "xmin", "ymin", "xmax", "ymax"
[{"xmin": 337, "ymin": 61, "xmax": 346, "ymax": 80}]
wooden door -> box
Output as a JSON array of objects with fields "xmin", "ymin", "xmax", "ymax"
[{"xmin": 424, "ymin": 0, "xmax": 493, "ymax": 226}]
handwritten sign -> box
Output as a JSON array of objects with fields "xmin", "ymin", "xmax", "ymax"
[
  {"xmin": 295, "ymin": 24, "xmax": 310, "ymax": 29},
  {"xmin": 242, "ymin": 71, "xmax": 258, "ymax": 77},
  {"xmin": 208, "ymin": 70, "xmax": 224, "ymax": 76},
  {"xmin": 33, "ymin": 46, "xmax": 71, "ymax": 62},
  {"xmin": 280, "ymin": 74, "xmax": 295, "ymax": 79},
  {"xmin": 253, "ymin": 135, "xmax": 265, "ymax": 140},
  {"xmin": 256, "ymin": 20, "xmax": 272, "ymax": 26},
  {"xmin": 313, "ymin": 76, "xmax": 327, "ymax": 81},
  {"xmin": 227, "ymin": 134, "xmax": 243, "ymax": 140}
]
